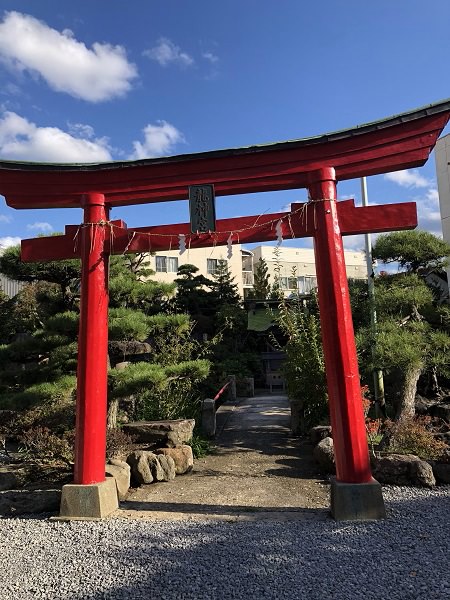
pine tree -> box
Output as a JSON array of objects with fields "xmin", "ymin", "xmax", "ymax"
[
  {"xmin": 355, "ymin": 230, "xmax": 450, "ymax": 420},
  {"xmin": 0, "ymin": 247, "xmax": 210, "ymax": 435},
  {"xmin": 211, "ymin": 261, "xmax": 241, "ymax": 306},
  {"xmin": 172, "ymin": 263, "xmax": 214, "ymax": 316},
  {"xmin": 0, "ymin": 244, "xmax": 80, "ymax": 310},
  {"xmin": 248, "ymin": 257, "xmax": 271, "ymax": 300}
]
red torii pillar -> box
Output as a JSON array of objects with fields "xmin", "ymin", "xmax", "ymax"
[
  {"xmin": 75, "ymin": 193, "xmax": 110, "ymax": 485},
  {"xmin": 21, "ymin": 190, "xmax": 418, "ymax": 520},
  {"xmin": 309, "ymin": 168, "xmax": 371, "ymax": 484}
]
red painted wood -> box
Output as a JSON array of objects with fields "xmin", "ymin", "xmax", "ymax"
[
  {"xmin": 20, "ymin": 201, "xmax": 417, "ymax": 262},
  {"xmin": 308, "ymin": 168, "xmax": 372, "ymax": 483},
  {"xmin": 1, "ymin": 111, "xmax": 448, "ymax": 208},
  {"xmin": 74, "ymin": 193, "xmax": 109, "ymax": 485}
]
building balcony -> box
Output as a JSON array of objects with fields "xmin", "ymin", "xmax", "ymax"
[{"xmin": 242, "ymin": 271, "xmax": 254, "ymax": 286}]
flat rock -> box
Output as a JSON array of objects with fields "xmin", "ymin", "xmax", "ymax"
[
  {"xmin": 105, "ymin": 460, "xmax": 131, "ymax": 501},
  {"xmin": 371, "ymin": 454, "xmax": 436, "ymax": 487},
  {"xmin": 123, "ymin": 419, "xmax": 195, "ymax": 447},
  {"xmin": 155, "ymin": 446, "xmax": 194, "ymax": 475},
  {"xmin": 313, "ymin": 437, "xmax": 335, "ymax": 474},
  {"xmin": 156, "ymin": 455, "xmax": 176, "ymax": 481},
  {"xmin": 127, "ymin": 451, "xmax": 155, "ymax": 485},
  {"xmin": 148, "ymin": 454, "xmax": 165, "ymax": 482},
  {"xmin": 0, "ymin": 469, "xmax": 20, "ymax": 491},
  {"xmin": 309, "ymin": 426, "xmax": 332, "ymax": 446},
  {"xmin": 126, "ymin": 451, "xmax": 178, "ymax": 486},
  {"xmin": 0, "ymin": 489, "xmax": 61, "ymax": 516},
  {"xmin": 430, "ymin": 461, "xmax": 450, "ymax": 484},
  {"xmin": 429, "ymin": 403, "xmax": 450, "ymax": 421}
]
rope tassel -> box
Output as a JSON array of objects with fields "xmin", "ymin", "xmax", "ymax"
[
  {"xmin": 179, "ymin": 234, "xmax": 186, "ymax": 254},
  {"xmin": 276, "ymin": 220, "xmax": 283, "ymax": 246},
  {"xmin": 227, "ymin": 233, "xmax": 233, "ymax": 259}
]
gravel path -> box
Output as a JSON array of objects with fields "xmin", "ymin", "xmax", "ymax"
[{"xmin": 1, "ymin": 485, "xmax": 449, "ymax": 599}]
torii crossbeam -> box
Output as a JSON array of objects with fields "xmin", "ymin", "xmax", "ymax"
[{"xmin": 2, "ymin": 99, "xmax": 450, "ymax": 520}]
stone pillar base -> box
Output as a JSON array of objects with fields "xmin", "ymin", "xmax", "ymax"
[
  {"xmin": 201, "ymin": 398, "xmax": 216, "ymax": 438},
  {"xmin": 58, "ymin": 478, "xmax": 118, "ymax": 520},
  {"xmin": 331, "ymin": 477, "xmax": 386, "ymax": 521}
]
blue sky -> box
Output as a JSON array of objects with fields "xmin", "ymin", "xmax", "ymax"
[{"xmin": 0, "ymin": 1, "xmax": 449, "ymax": 253}]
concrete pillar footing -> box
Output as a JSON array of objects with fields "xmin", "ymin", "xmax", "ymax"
[
  {"xmin": 58, "ymin": 478, "xmax": 118, "ymax": 520},
  {"xmin": 331, "ymin": 477, "xmax": 386, "ymax": 521}
]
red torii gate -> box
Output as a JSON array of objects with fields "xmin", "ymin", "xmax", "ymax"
[{"xmin": 2, "ymin": 99, "xmax": 450, "ymax": 519}]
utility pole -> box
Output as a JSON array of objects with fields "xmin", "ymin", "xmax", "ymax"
[{"xmin": 361, "ymin": 177, "xmax": 386, "ymax": 417}]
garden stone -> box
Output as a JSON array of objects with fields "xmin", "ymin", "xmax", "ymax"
[
  {"xmin": 0, "ymin": 489, "xmax": 60, "ymax": 515},
  {"xmin": 105, "ymin": 460, "xmax": 131, "ymax": 500},
  {"xmin": 414, "ymin": 459, "xmax": 436, "ymax": 487},
  {"xmin": 313, "ymin": 437, "xmax": 335, "ymax": 473},
  {"xmin": 123, "ymin": 419, "xmax": 195, "ymax": 447},
  {"xmin": 430, "ymin": 461, "xmax": 450, "ymax": 484},
  {"xmin": 156, "ymin": 455, "xmax": 176, "ymax": 481},
  {"xmin": 148, "ymin": 454, "xmax": 165, "ymax": 481},
  {"xmin": 371, "ymin": 454, "xmax": 436, "ymax": 487},
  {"xmin": 126, "ymin": 451, "xmax": 154, "ymax": 485},
  {"xmin": 414, "ymin": 395, "xmax": 438, "ymax": 415},
  {"xmin": 430, "ymin": 403, "xmax": 450, "ymax": 422},
  {"xmin": 0, "ymin": 469, "xmax": 19, "ymax": 491},
  {"xmin": 309, "ymin": 426, "xmax": 332, "ymax": 446},
  {"xmin": 155, "ymin": 445, "xmax": 194, "ymax": 475}
]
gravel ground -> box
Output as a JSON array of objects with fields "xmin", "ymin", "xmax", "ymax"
[{"xmin": 0, "ymin": 485, "xmax": 449, "ymax": 600}]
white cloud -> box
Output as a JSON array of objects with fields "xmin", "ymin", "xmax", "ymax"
[
  {"xmin": 143, "ymin": 38, "xmax": 194, "ymax": 67},
  {"xmin": 0, "ymin": 111, "xmax": 112, "ymax": 162},
  {"xmin": 202, "ymin": 52, "xmax": 219, "ymax": 64},
  {"xmin": 1, "ymin": 82, "xmax": 22, "ymax": 97},
  {"xmin": 0, "ymin": 215, "xmax": 12, "ymax": 223},
  {"xmin": 68, "ymin": 122, "xmax": 95, "ymax": 139},
  {"xmin": 343, "ymin": 234, "xmax": 367, "ymax": 252},
  {"xmin": 27, "ymin": 222, "xmax": 53, "ymax": 233},
  {"xmin": 384, "ymin": 169, "xmax": 430, "ymax": 188},
  {"xmin": 130, "ymin": 120, "xmax": 185, "ymax": 159},
  {"xmin": 0, "ymin": 11, "xmax": 137, "ymax": 102},
  {"xmin": 0, "ymin": 236, "xmax": 20, "ymax": 249},
  {"xmin": 415, "ymin": 188, "xmax": 443, "ymax": 236}
]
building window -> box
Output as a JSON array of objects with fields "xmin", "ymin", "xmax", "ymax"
[
  {"xmin": 279, "ymin": 277, "xmax": 297, "ymax": 290},
  {"xmin": 207, "ymin": 258, "xmax": 227, "ymax": 275},
  {"xmin": 156, "ymin": 256, "xmax": 178, "ymax": 273},
  {"xmin": 297, "ymin": 276, "xmax": 317, "ymax": 294}
]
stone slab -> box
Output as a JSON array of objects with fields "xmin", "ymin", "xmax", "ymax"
[
  {"xmin": 122, "ymin": 419, "xmax": 195, "ymax": 447},
  {"xmin": 0, "ymin": 489, "xmax": 61, "ymax": 516},
  {"xmin": 59, "ymin": 478, "xmax": 118, "ymax": 519},
  {"xmin": 330, "ymin": 478, "xmax": 386, "ymax": 521}
]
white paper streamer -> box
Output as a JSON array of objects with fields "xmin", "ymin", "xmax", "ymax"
[
  {"xmin": 276, "ymin": 220, "xmax": 283, "ymax": 246},
  {"xmin": 178, "ymin": 234, "xmax": 186, "ymax": 254},
  {"xmin": 227, "ymin": 233, "xmax": 233, "ymax": 259}
]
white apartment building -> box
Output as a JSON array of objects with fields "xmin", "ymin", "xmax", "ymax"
[
  {"xmin": 148, "ymin": 243, "xmax": 367, "ymax": 298},
  {"xmin": 250, "ymin": 245, "xmax": 367, "ymax": 296}
]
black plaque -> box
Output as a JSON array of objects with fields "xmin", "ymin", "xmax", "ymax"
[{"xmin": 189, "ymin": 184, "xmax": 216, "ymax": 233}]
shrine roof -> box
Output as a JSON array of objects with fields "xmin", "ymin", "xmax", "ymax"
[{"xmin": 1, "ymin": 98, "xmax": 450, "ymax": 209}]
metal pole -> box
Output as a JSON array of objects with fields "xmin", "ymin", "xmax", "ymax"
[{"xmin": 360, "ymin": 177, "xmax": 386, "ymax": 417}]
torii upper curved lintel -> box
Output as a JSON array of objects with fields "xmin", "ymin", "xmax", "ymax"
[{"xmin": 1, "ymin": 99, "xmax": 450, "ymax": 209}]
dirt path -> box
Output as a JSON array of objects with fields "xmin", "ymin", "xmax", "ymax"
[{"xmin": 120, "ymin": 394, "xmax": 329, "ymax": 521}]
